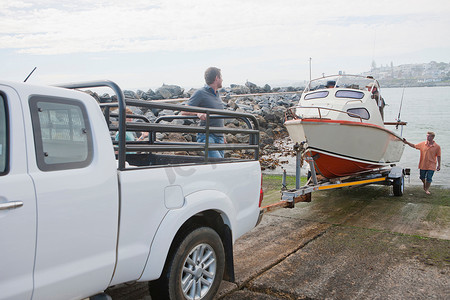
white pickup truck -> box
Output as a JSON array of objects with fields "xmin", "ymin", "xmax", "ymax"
[{"xmin": 0, "ymin": 80, "xmax": 263, "ymax": 300}]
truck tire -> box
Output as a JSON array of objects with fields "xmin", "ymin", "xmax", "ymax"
[
  {"xmin": 149, "ymin": 227, "xmax": 225, "ymax": 300},
  {"xmin": 393, "ymin": 174, "xmax": 404, "ymax": 197}
]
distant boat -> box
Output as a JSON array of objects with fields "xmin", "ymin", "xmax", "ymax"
[{"xmin": 284, "ymin": 75, "xmax": 405, "ymax": 179}]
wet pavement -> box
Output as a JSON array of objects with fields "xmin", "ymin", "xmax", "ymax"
[{"xmin": 107, "ymin": 185, "xmax": 450, "ymax": 299}]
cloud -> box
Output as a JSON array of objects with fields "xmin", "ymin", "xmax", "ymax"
[
  {"xmin": 1, "ymin": 0, "xmax": 450, "ymax": 88},
  {"xmin": 1, "ymin": 0, "xmax": 448, "ymax": 57}
]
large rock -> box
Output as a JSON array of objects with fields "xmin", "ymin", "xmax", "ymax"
[
  {"xmin": 227, "ymin": 99, "xmax": 239, "ymax": 110},
  {"xmin": 155, "ymin": 84, "xmax": 185, "ymax": 99},
  {"xmin": 83, "ymin": 90, "xmax": 101, "ymax": 102},
  {"xmin": 230, "ymin": 84, "xmax": 250, "ymax": 95},
  {"xmin": 143, "ymin": 110, "xmax": 157, "ymax": 122},
  {"xmin": 124, "ymin": 90, "xmax": 137, "ymax": 99},
  {"xmin": 254, "ymin": 115, "xmax": 268, "ymax": 128}
]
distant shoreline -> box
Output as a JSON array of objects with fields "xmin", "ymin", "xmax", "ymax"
[{"xmin": 381, "ymin": 83, "xmax": 450, "ymax": 88}]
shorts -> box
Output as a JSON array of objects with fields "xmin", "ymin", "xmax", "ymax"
[{"xmin": 419, "ymin": 169, "xmax": 435, "ymax": 183}]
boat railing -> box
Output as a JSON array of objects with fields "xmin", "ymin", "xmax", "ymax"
[
  {"xmin": 305, "ymin": 74, "xmax": 380, "ymax": 93},
  {"xmin": 285, "ymin": 106, "xmax": 364, "ymax": 123}
]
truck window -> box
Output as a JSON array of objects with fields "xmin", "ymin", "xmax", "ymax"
[
  {"xmin": 0, "ymin": 94, "xmax": 7, "ymax": 175},
  {"xmin": 29, "ymin": 96, "xmax": 93, "ymax": 171}
]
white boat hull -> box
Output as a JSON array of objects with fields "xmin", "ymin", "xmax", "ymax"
[{"xmin": 285, "ymin": 119, "xmax": 405, "ymax": 178}]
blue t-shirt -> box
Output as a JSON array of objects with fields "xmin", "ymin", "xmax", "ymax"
[
  {"xmin": 115, "ymin": 131, "xmax": 136, "ymax": 141},
  {"xmin": 187, "ymin": 86, "xmax": 224, "ymax": 128},
  {"xmin": 115, "ymin": 131, "xmax": 136, "ymax": 154}
]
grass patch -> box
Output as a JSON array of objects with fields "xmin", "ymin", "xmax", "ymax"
[
  {"xmin": 261, "ymin": 174, "xmax": 307, "ymax": 206},
  {"xmin": 262, "ymin": 174, "xmax": 306, "ymax": 191}
]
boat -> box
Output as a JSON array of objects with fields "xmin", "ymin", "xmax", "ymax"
[{"xmin": 284, "ymin": 75, "xmax": 405, "ymax": 179}]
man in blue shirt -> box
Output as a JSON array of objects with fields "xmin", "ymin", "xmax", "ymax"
[{"xmin": 182, "ymin": 67, "xmax": 225, "ymax": 158}]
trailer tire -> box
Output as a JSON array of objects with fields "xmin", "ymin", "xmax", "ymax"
[
  {"xmin": 393, "ymin": 174, "xmax": 404, "ymax": 197},
  {"xmin": 149, "ymin": 227, "xmax": 225, "ymax": 300}
]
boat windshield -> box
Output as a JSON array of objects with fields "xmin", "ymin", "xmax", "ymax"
[{"xmin": 305, "ymin": 75, "xmax": 379, "ymax": 93}]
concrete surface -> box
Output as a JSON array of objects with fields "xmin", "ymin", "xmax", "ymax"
[{"xmin": 107, "ymin": 185, "xmax": 449, "ymax": 299}]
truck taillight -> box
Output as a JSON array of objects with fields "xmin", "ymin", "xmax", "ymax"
[{"xmin": 259, "ymin": 175, "xmax": 264, "ymax": 207}]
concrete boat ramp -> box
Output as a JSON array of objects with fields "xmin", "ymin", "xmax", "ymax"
[{"xmin": 107, "ymin": 185, "xmax": 449, "ymax": 299}]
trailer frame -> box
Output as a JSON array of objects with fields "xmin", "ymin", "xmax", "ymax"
[{"xmin": 262, "ymin": 142, "xmax": 410, "ymax": 212}]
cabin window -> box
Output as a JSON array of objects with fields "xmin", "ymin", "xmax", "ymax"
[
  {"xmin": 336, "ymin": 90, "xmax": 364, "ymax": 99},
  {"xmin": 347, "ymin": 108, "xmax": 370, "ymax": 120},
  {"xmin": 304, "ymin": 91, "xmax": 329, "ymax": 100},
  {"xmin": 29, "ymin": 96, "xmax": 93, "ymax": 171},
  {"xmin": 0, "ymin": 93, "xmax": 8, "ymax": 175}
]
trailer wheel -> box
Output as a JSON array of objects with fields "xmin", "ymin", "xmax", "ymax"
[
  {"xmin": 149, "ymin": 227, "xmax": 225, "ymax": 300},
  {"xmin": 393, "ymin": 174, "xmax": 404, "ymax": 196}
]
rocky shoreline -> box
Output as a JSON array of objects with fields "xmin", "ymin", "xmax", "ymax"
[{"xmin": 90, "ymin": 81, "xmax": 304, "ymax": 170}]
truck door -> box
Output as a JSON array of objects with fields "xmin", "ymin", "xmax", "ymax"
[
  {"xmin": 0, "ymin": 89, "xmax": 37, "ymax": 300},
  {"xmin": 25, "ymin": 95, "xmax": 120, "ymax": 300}
]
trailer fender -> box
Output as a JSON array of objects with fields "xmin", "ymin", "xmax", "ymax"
[{"xmin": 388, "ymin": 166, "xmax": 404, "ymax": 179}]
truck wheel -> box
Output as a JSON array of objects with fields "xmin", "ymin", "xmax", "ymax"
[
  {"xmin": 393, "ymin": 174, "xmax": 404, "ymax": 197},
  {"xmin": 149, "ymin": 227, "xmax": 225, "ymax": 300}
]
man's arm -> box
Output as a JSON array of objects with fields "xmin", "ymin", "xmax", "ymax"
[
  {"xmin": 437, "ymin": 156, "xmax": 441, "ymax": 171},
  {"xmin": 181, "ymin": 110, "xmax": 207, "ymax": 120},
  {"xmin": 181, "ymin": 90, "xmax": 207, "ymax": 120},
  {"xmin": 403, "ymin": 138, "xmax": 415, "ymax": 148}
]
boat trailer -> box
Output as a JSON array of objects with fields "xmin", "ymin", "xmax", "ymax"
[{"xmin": 263, "ymin": 142, "xmax": 410, "ymax": 212}]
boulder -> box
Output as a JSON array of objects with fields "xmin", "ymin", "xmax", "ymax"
[
  {"xmin": 259, "ymin": 131, "xmax": 274, "ymax": 145},
  {"xmin": 245, "ymin": 81, "xmax": 266, "ymax": 93},
  {"xmin": 156, "ymin": 84, "xmax": 185, "ymax": 99},
  {"xmin": 227, "ymin": 99, "xmax": 239, "ymax": 110},
  {"xmin": 225, "ymin": 134, "xmax": 238, "ymax": 144},
  {"xmin": 230, "ymin": 84, "xmax": 250, "ymax": 95},
  {"xmin": 164, "ymin": 133, "xmax": 187, "ymax": 143},
  {"xmin": 124, "ymin": 90, "xmax": 137, "ymax": 99},
  {"xmin": 236, "ymin": 134, "xmax": 249, "ymax": 143},
  {"xmin": 143, "ymin": 111, "xmax": 157, "ymax": 122},
  {"xmin": 254, "ymin": 115, "xmax": 268, "ymax": 128}
]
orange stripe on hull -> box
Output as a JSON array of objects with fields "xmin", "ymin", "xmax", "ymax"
[{"xmin": 308, "ymin": 151, "xmax": 384, "ymax": 178}]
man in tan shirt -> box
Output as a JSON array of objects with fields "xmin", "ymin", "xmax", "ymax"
[{"xmin": 403, "ymin": 131, "xmax": 441, "ymax": 194}]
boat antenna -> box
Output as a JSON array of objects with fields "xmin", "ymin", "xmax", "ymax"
[
  {"xmin": 24, "ymin": 67, "xmax": 37, "ymax": 82},
  {"xmin": 396, "ymin": 86, "xmax": 406, "ymax": 133},
  {"xmin": 309, "ymin": 57, "xmax": 312, "ymax": 80},
  {"xmin": 308, "ymin": 57, "xmax": 312, "ymax": 90}
]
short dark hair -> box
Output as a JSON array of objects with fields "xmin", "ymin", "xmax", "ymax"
[{"xmin": 204, "ymin": 67, "xmax": 221, "ymax": 85}]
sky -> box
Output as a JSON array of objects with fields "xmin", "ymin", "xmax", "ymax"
[{"xmin": 1, "ymin": 0, "xmax": 450, "ymax": 91}]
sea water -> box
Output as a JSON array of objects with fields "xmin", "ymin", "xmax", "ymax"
[
  {"xmin": 383, "ymin": 86, "xmax": 449, "ymax": 187},
  {"xmin": 265, "ymin": 86, "xmax": 450, "ymax": 187}
]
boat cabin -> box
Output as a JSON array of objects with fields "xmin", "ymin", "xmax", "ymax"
[{"xmin": 296, "ymin": 75, "xmax": 385, "ymax": 126}]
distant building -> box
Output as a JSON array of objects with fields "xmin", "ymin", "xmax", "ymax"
[{"xmin": 361, "ymin": 61, "xmax": 450, "ymax": 87}]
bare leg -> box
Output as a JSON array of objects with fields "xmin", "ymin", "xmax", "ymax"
[
  {"xmin": 425, "ymin": 181, "xmax": 432, "ymax": 194},
  {"xmin": 421, "ymin": 178, "xmax": 426, "ymax": 192}
]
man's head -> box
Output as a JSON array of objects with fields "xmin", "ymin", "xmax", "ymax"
[
  {"xmin": 326, "ymin": 80, "xmax": 336, "ymax": 88},
  {"xmin": 205, "ymin": 67, "xmax": 222, "ymax": 89},
  {"xmin": 427, "ymin": 131, "xmax": 435, "ymax": 142}
]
